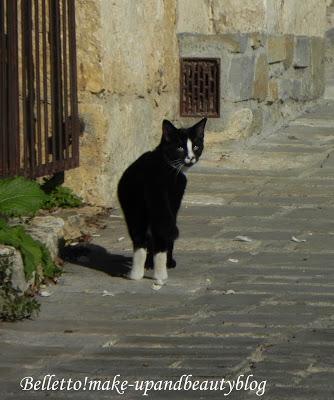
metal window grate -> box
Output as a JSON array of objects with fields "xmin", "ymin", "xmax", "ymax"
[
  {"xmin": 0, "ymin": 0, "xmax": 79, "ymax": 179},
  {"xmin": 180, "ymin": 58, "xmax": 220, "ymax": 118}
]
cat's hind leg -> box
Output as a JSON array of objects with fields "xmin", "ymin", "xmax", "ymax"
[
  {"xmin": 126, "ymin": 212, "xmax": 148, "ymax": 280},
  {"xmin": 145, "ymin": 232, "xmax": 173, "ymax": 271},
  {"xmin": 129, "ymin": 247, "xmax": 147, "ymax": 280}
]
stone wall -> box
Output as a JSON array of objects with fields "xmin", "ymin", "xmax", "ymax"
[
  {"xmin": 65, "ymin": 0, "xmax": 179, "ymax": 206},
  {"xmin": 178, "ymin": 32, "xmax": 324, "ymax": 153},
  {"xmin": 266, "ymin": 0, "xmax": 329, "ymax": 37},
  {"xmin": 177, "ymin": 0, "xmax": 328, "ymax": 37},
  {"xmin": 65, "ymin": 0, "xmax": 328, "ymax": 206}
]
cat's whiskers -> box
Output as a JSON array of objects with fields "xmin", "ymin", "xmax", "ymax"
[
  {"xmin": 169, "ymin": 159, "xmax": 183, "ymax": 170},
  {"xmin": 168, "ymin": 158, "xmax": 186, "ymax": 175},
  {"xmin": 176, "ymin": 163, "xmax": 184, "ymax": 176}
]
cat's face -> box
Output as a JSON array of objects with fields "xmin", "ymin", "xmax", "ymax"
[{"xmin": 161, "ymin": 118, "xmax": 207, "ymax": 170}]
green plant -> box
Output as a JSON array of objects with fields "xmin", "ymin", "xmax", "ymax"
[
  {"xmin": 0, "ymin": 221, "xmax": 60, "ymax": 280},
  {"xmin": 43, "ymin": 186, "xmax": 83, "ymax": 209},
  {"xmin": 0, "ymin": 176, "xmax": 60, "ymax": 321},
  {"xmin": 0, "ymin": 176, "xmax": 47, "ymax": 217},
  {"xmin": 0, "ymin": 286, "xmax": 40, "ymax": 321},
  {"xmin": 0, "ymin": 177, "xmax": 57, "ymax": 279}
]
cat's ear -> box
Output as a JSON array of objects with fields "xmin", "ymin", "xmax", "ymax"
[
  {"xmin": 162, "ymin": 119, "xmax": 177, "ymax": 142},
  {"xmin": 193, "ymin": 118, "xmax": 207, "ymax": 139}
]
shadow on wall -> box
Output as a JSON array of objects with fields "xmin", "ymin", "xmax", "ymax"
[{"xmin": 60, "ymin": 243, "xmax": 131, "ymax": 277}]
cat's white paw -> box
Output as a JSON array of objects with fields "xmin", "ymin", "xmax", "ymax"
[
  {"xmin": 153, "ymin": 276, "xmax": 168, "ymax": 286},
  {"xmin": 128, "ymin": 248, "xmax": 146, "ymax": 280},
  {"xmin": 153, "ymin": 252, "xmax": 168, "ymax": 282},
  {"xmin": 128, "ymin": 266, "xmax": 144, "ymax": 280},
  {"xmin": 153, "ymin": 269, "xmax": 168, "ymax": 282}
]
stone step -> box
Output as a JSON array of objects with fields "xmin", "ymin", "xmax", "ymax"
[{"xmin": 289, "ymin": 117, "xmax": 334, "ymax": 128}]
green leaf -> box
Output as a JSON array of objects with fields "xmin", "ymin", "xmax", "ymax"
[
  {"xmin": 40, "ymin": 243, "xmax": 61, "ymax": 278},
  {"xmin": 0, "ymin": 225, "xmax": 38, "ymax": 279},
  {"xmin": 0, "ymin": 218, "xmax": 6, "ymax": 229},
  {"xmin": 43, "ymin": 186, "xmax": 83, "ymax": 209},
  {"xmin": 0, "ymin": 177, "xmax": 47, "ymax": 217},
  {"xmin": 0, "ymin": 222, "xmax": 59, "ymax": 280}
]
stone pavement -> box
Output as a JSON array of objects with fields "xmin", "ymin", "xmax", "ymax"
[{"xmin": 1, "ymin": 100, "xmax": 334, "ymax": 400}]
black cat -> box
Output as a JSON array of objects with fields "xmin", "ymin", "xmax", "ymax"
[{"xmin": 117, "ymin": 118, "xmax": 207, "ymax": 282}]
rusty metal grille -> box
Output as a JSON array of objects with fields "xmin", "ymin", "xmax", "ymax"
[
  {"xmin": 0, "ymin": 0, "xmax": 79, "ymax": 179},
  {"xmin": 180, "ymin": 58, "xmax": 220, "ymax": 118}
]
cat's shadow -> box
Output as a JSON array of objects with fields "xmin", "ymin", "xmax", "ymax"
[{"xmin": 60, "ymin": 243, "xmax": 131, "ymax": 278}]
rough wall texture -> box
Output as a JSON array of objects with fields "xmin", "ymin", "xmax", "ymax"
[
  {"xmin": 177, "ymin": 0, "xmax": 328, "ymax": 37},
  {"xmin": 325, "ymin": 2, "xmax": 334, "ymax": 79},
  {"xmin": 267, "ymin": 0, "xmax": 328, "ymax": 37},
  {"xmin": 65, "ymin": 0, "xmax": 107, "ymax": 204},
  {"xmin": 177, "ymin": 0, "xmax": 267, "ymax": 34},
  {"xmin": 176, "ymin": 0, "xmax": 213, "ymax": 34},
  {"xmin": 65, "ymin": 0, "xmax": 179, "ymax": 206},
  {"xmin": 211, "ymin": 0, "xmax": 267, "ymax": 34}
]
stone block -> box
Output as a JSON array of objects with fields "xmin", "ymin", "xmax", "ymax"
[
  {"xmin": 267, "ymin": 36, "xmax": 286, "ymax": 64},
  {"xmin": 179, "ymin": 33, "xmax": 248, "ymax": 56},
  {"xmin": 26, "ymin": 216, "xmax": 64, "ymax": 259},
  {"xmin": 290, "ymin": 79, "xmax": 302, "ymax": 100},
  {"xmin": 267, "ymin": 80, "xmax": 279, "ymax": 103},
  {"xmin": 293, "ymin": 36, "xmax": 311, "ymax": 68},
  {"xmin": 176, "ymin": 0, "xmax": 212, "ymax": 34},
  {"xmin": 284, "ymin": 35, "xmax": 294, "ymax": 69},
  {"xmin": 211, "ymin": 0, "xmax": 266, "ymax": 34},
  {"xmin": 178, "ymin": 33, "xmax": 225, "ymax": 58},
  {"xmin": 55, "ymin": 206, "xmax": 105, "ymax": 241},
  {"xmin": 250, "ymin": 108, "xmax": 263, "ymax": 134},
  {"xmin": 250, "ymin": 32, "xmax": 265, "ymax": 49},
  {"xmin": 279, "ymin": 77, "xmax": 311, "ymax": 101},
  {"xmin": 221, "ymin": 33, "xmax": 248, "ymax": 53},
  {"xmin": 78, "ymin": 62, "xmax": 104, "ymax": 94},
  {"xmin": 311, "ymin": 37, "xmax": 325, "ymax": 98},
  {"xmin": 278, "ymin": 79, "xmax": 292, "ymax": 100},
  {"xmin": 269, "ymin": 61, "xmax": 285, "ymax": 79},
  {"xmin": 224, "ymin": 108, "xmax": 254, "ymax": 139},
  {"xmin": 0, "ymin": 245, "xmax": 30, "ymax": 293},
  {"xmin": 76, "ymin": 0, "xmax": 104, "ymax": 94},
  {"xmin": 227, "ymin": 55, "xmax": 255, "ymax": 101},
  {"xmin": 253, "ymin": 53, "xmax": 269, "ymax": 101}
]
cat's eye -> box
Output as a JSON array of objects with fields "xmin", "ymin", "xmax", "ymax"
[
  {"xmin": 177, "ymin": 146, "xmax": 184, "ymax": 152},
  {"xmin": 193, "ymin": 146, "xmax": 199, "ymax": 151}
]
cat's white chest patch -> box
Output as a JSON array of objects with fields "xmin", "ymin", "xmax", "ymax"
[{"xmin": 185, "ymin": 139, "xmax": 195, "ymax": 164}]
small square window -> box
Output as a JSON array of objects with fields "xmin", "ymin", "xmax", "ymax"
[{"xmin": 180, "ymin": 58, "xmax": 220, "ymax": 118}]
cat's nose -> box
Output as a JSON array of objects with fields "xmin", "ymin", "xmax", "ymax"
[{"xmin": 185, "ymin": 156, "xmax": 196, "ymax": 164}]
